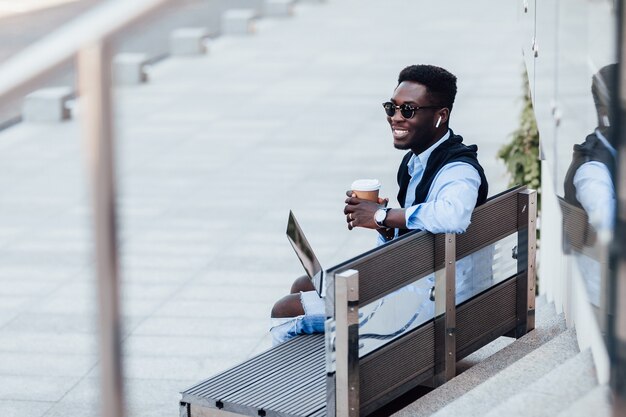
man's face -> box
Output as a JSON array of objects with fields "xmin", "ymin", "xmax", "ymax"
[{"xmin": 387, "ymin": 81, "xmax": 440, "ymax": 154}]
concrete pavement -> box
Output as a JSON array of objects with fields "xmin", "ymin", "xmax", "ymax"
[{"xmin": 0, "ymin": 1, "xmax": 521, "ymax": 416}]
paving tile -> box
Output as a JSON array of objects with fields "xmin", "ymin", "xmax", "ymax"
[
  {"xmin": 122, "ymin": 282, "xmax": 182, "ymax": 301},
  {"xmin": 121, "ymin": 266, "xmax": 201, "ymax": 284},
  {"xmin": 123, "ymin": 334, "xmax": 260, "ymax": 358},
  {"xmin": 185, "ymin": 269, "xmax": 298, "ymax": 289},
  {"xmin": 47, "ymin": 377, "xmax": 98, "ymax": 405},
  {"xmin": 0, "ymin": 375, "xmax": 79, "ymax": 402},
  {"xmin": 0, "ymin": 311, "xmax": 19, "ymax": 329},
  {"xmin": 0, "ymin": 264, "xmax": 83, "ymax": 281},
  {"xmin": 0, "ymin": 279, "xmax": 62, "ymax": 297},
  {"xmin": 126, "ymin": 378, "xmax": 196, "ymax": 406},
  {"xmin": 32, "ymin": 295, "xmax": 163, "ymax": 317},
  {"xmin": 42, "ymin": 401, "xmax": 99, "ymax": 417},
  {"xmin": 0, "ymin": 296, "xmax": 31, "ymax": 311},
  {"xmin": 153, "ymin": 299, "xmax": 271, "ymax": 319},
  {"xmin": 0, "ymin": 352, "xmax": 97, "ymax": 378},
  {"xmin": 0, "ymin": 400, "xmax": 53, "ymax": 417},
  {"xmin": 130, "ymin": 316, "xmax": 267, "ymax": 339},
  {"xmin": 0, "ymin": 332, "xmax": 95, "ymax": 355},
  {"xmin": 3, "ymin": 313, "xmax": 97, "ymax": 335},
  {"xmin": 123, "ymin": 355, "xmax": 241, "ymax": 381},
  {"xmin": 126, "ymin": 401, "xmax": 181, "ymax": 417}
]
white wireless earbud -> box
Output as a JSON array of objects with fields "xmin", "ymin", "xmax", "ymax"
[{"xmin": 435, "ymin": 116, "xmax": 442, "ymax": 128}]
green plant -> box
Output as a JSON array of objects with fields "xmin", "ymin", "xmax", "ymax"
[
  {"xmin": 498, "ymin": 71, "xmax": 541, "ymax": 293},
  {"xmin": 498, "ymin": 71, "xmax": 541, "ymax": 210}
]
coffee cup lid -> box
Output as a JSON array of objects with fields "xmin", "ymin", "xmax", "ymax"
[{"xmin": 351, "ymin": 179, "xmax": 381, "ymax": 191}]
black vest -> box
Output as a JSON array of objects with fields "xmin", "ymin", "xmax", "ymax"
[
  {"xmin": 396, "ymin": 132, "xmax": 488, "ymax": 236},
  {"xmin": 563, "ymin": 132, "xmax": 615, "ymax": 208}
]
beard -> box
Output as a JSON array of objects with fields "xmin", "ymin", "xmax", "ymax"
[{"xmin": 393, "ymin": 142, "xmax": 410, "ymax": 150}]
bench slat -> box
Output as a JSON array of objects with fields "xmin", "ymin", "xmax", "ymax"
[
  {"xmin": 223, "ymin": 346, "xmax": 323, "ymax": 404},
  {"xmin": 183, "ymin": 335, "xmax": 323, "ymax": 402}
]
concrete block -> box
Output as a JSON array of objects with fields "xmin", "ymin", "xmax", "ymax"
[
  {"xmin": 113, "ymin": 53, "xmax": 149, "ymax": 85},
  {"xmin": 22, "ymin": 87, "xmax": 72, "ymax": 122},
  {"xmin": 264, "ymin": 0, "xmax": 294, "ymax": 17},
  {"xmin": 170, "ymin": 28, "xmax": 210, "ymax": 56},
  {"xmin": 221, "ymin": 9, "xmax": 256, "ymax": 35}
]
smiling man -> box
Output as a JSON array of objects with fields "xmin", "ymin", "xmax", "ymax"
[
  {"xmin": 345, "ymin": 64, "xmax": 488, "ymax": 239},
  {"xmin": 270, "ymin": 64, "xmax": 489, "ymax": 345}
]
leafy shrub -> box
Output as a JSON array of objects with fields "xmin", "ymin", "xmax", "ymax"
[{"xmin": 498, "ymin": 72, "xmax": 541, "ymax": 210}]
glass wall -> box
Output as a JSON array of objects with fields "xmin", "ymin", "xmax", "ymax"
[{"xmin": 520, "ymin": 0, "xmax": 617, "ymax": 334}]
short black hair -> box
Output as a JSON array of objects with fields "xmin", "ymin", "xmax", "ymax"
[
  {"xmin": 591, "ymin": 63, "xmax": 616, "ymax": 112},
  {"xmin": 398, "ymin": 65, "xmax": 457, "ymax": 110}
]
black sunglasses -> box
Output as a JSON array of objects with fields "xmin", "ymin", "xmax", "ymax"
[{"xmin": 382, "ymin": 102, "xmax": 441, "ymax": 119}]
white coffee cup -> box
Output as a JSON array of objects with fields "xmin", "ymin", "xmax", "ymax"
[{"xmin": 351, "ymin": 179, "xmax": 381, "ymax": 202}]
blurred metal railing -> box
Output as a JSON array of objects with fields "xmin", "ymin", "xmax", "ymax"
[{"xmin": 0, "ymin": 1, "xmax": 175, "ymax": 416}]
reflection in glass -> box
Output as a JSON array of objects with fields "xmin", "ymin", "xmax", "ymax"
[
  {"xmin": 561, "ymin": 64, "xmax": 616, "ymax": 311},
  {"xmin": 456, "ymin": 233, "xmax": 518, "ymax": 305},
  {"xmin": 357, "ymin": 233, "xmax": 519, "ymax": 357},
  {"xmin": 563, "ymin": 64, "xmax": 616, "ymax": 233}
]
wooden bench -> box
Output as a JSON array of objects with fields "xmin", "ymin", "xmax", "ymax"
[{"xmin": 179, "ymin": 186, "xmax": 537, "ymax": 417}]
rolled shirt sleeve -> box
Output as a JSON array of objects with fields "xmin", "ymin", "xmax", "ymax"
[
  {"xmin": 573, "ymin": 161, "xmax": 615, "ymax": 232},
  {"xmin": 404, "ymin": 162, "xmax": 482, "ymax": 234}
]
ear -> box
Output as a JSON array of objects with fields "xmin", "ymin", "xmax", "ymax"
[{"xmin": 437, "ymin": 108, "xmax": 450, "ymax": 125}]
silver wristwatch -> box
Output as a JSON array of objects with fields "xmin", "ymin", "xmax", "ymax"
[{"xmin": 374, "ymin": 207, "xmax": 391, "ymax": 228}]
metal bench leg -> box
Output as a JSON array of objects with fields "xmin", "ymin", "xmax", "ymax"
[
  {"xmin": 333, "ymin": 269, "xmax": 359, "ymax": 417},
  {"xmin": 516, "ymin": 189, "xmax": 537, "ymax": 337},
  {"xmin": 434, "ymin": 233, "xmax": 457, "ymax": 386}
]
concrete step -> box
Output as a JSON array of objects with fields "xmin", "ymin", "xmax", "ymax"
[
  {"xmin": 428, "ymin": 327, "xmax": 579, "ymax": 417},
  {"xmin": 555, "ymin": 384, "xmax": 612, "ymax": 417},
  {"xmin": 393, "ymin": 298, "xmax": 564, "ymax": 417},
  {"xmin": 483, "ymin": 348, "xmax": 597, "ymax": 417},
  {"xmin": 393, "ymin": 299, "xmax": 562, "ymax": 416}
]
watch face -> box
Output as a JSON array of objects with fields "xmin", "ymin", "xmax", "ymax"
[{"xmin": 375, "ymin": 209, "xmax": 386, "ymax": 223}]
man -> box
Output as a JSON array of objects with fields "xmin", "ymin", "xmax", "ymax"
[
  {"xmin": 270, "ymin": 64, "xmax": 488, "ymax": 345},
  {"xmin": 563, "ymin": 63, "xmax": 616, "ymax": 234},
  {"xmin": 562, "ymin": 64, "xmax": 616, "ymax": 307}
]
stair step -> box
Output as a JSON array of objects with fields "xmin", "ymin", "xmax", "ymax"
[
  {"xmin": 456, "ymin": 336, "xmax": 515, "ymax": 374},
  {"xmin": 483, "ymin": 348, "xmax": 597, "ymax": 417},
  {"xmin": 429, "ymin": 327, "xmax": 579, "ymax": 417},
  {"xmin": 555, "ymin": 384, "xmax": 612, "ymax": 417},
  {"xmin": 393, "ymin": 301, "xmax": 565, "ymax": 417}
]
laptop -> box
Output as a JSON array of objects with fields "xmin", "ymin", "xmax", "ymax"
[{"xmin": 286, "ymin": 211, "xmax": 325, "ymax": 297}]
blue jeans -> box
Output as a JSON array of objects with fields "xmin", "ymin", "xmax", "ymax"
[{"xmin": 270, "ymin": 290, "xmax": 326, "ymax": 345}]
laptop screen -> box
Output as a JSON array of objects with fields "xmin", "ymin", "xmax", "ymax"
[{"xmin": 286, "ymin": 211, "xmax": 323, "ymax": 295}]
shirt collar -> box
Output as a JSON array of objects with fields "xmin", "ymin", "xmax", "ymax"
[
  {"xmin": 595, "ymin": 128, "xmax": 617, "ymax": 158},
  {"xmin": 407, "ymin": 130, "xmax": 451, "ymax": 176}
]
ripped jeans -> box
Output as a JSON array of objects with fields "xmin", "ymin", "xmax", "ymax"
[{"xmin": 270, "ymin": 291, "xmax": 326, "ymax": 346}]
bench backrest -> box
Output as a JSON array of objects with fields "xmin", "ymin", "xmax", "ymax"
[{"xmin": 324, "ymin": 186, "xmax": 537, "ymax": 417}]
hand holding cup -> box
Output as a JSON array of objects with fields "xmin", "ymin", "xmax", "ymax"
[{"xmin": 345, "ymin": 179, "xmax": 388, "ymax": 230}]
